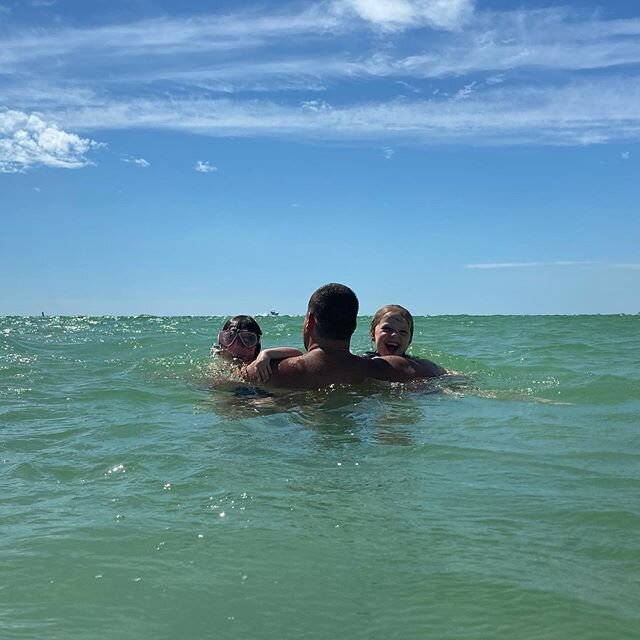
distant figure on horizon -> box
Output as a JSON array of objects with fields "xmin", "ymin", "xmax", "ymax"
[
  {"xmin": 212, "ymin": 315, "xmax": 302, "ymax": 381},
  {"xmin": 363, "ymin": 304, "xmax": 445, "ymax": 377},
  {"xmin": 243, "ymin": 283, "xmax": 445, "ymax": 389}
]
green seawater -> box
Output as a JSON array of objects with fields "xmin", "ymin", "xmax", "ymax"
[{"xmin": 1, "ymin": 315, "xmax": 639, "ymax": 639}]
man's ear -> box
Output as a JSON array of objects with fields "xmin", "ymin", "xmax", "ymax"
[
  {"xmin": 304, "ymin": 312, "xmax": 316, "ymax": 332},
  {"xmin": 303, "ymin": 312, "xmax": 314, "ymax": 350}
]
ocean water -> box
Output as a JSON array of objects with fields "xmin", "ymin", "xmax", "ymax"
[{"xmin": 1, "ymin": 314, "xmax": 639, "ymax": 640}]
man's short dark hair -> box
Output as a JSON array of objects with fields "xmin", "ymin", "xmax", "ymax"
[{"xmin": 308, "ymin": 283, "xmax": 359, "ymax": 340}]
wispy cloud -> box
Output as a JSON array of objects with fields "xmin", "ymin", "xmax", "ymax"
[
  {"xmin": 121, "ymin": 156, "xmax": 150, "ymax": 167},
  {"xmin": 395, "ymin": 80, "xmax": 422, "ymax": 94},
  {"xmin": 300, "ymin": 100, "xmax": 333, "ymax": 112},
  {"xmin": 485, "ymin": 74, "xmax": 505, "ymax": 86},
  {"xmin": 3, "ymin": 6, "xmax": 640, "ymax": 82},
  {"xmin": 466, "ymin": 261, "xmax": 640, "ymax": 270},
  {"xmin": 0, "ymin": 109, "xmax": 102, "ymax": 173},
  {"xmin": 621, "ymin": 151, "xmax": 630, "ymax": 160},
  {"xmin": 2, "ymin": 4, "xmax": 640, "ymax": 155},
  {"xmin": 0, "ymin": 7, "xmax": 340, "ymax": 70},
  {"xmin": 52, "ymin": 77, "xmax": 640, "ymax": 146},
  {"xmin": 195, "ymin": 160, "xmax": 217, "ymax": 173},
  {"xmin": 452, "ymin": 81, "xmax": 477, "ymax": 101},
  {"xmin": 382, "ymin": 146, "xmax": 394, "ymax": 159},
  {"xmin": 387, "ymin": 11, "xmax": 640, "ymax": 79}
]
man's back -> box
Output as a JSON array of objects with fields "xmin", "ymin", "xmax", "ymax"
[{"xmin": 255, "ymin": 349, "xmax": 378, "ymax": 389}]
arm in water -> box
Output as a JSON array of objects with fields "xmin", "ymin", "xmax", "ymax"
[
  {"xmin": 369, "ymin": 355, "xmax": 446, "ymax": 381},
  {"xmin": 247, "ymin": 347, "xmax": 303, "ymax": 383}
]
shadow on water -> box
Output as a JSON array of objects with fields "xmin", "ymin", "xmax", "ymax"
[{"xmin": 193, "ymin": 372, "xmax": 473, "ymax": 447}]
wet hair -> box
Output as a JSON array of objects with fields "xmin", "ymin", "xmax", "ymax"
[
  {"xmin": 307, "ymin": 283, "xmax": 358, "ymax": 340},
  {"xmin": 369, "ymin": 304, "xmax": 414, "ymax": 342},
  {"xmin": 218, "ymin": 314, "xmax": 262, "ymax": 358}
]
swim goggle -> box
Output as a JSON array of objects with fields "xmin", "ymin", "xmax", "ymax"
[{"xmin": 217, "ymin": 329, "xmax": 259, "ymax": 349}]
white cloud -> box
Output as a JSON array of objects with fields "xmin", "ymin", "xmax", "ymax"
[
  {"xmin": 335, "ymin": 0, "xmax": 474, "ymax": 31},
  {"xmin": 382, "ymin": 146, "xmax": 394, "ymax": 159},
  {"xmin": 0, "ymin": 109, "xmax": 102, "ymax": 173},
  {"xmin": 338, "ymin": 0, "xmax": 414, "ymax": 28},
  {"xmin": 195, "ymin": 160, "xmax": 217, "ymax": 173},
  {"xmin": 121, "ymin": 156, "xmax": 150, "ymax": 167}
]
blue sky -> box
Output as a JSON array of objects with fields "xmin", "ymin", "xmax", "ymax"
[{"xmin": 1, "ymin": 0, "xmax": 639, "ymax": 315}]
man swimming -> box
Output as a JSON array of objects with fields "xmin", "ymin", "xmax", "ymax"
[{"xmin": 243, "ymin": 283, "xmax": 444, "ymax": 389}]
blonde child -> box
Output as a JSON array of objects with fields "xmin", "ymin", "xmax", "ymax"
[{"xmin": 365, "ymin": 304, "xmax": 445, "ymax": 377}]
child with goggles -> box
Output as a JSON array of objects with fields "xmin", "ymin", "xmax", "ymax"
[{"xmin": 212, "ymin": 315, "xmax": 302, "ymax": 382}]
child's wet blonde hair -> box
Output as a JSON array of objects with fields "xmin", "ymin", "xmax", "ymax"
[{"xmin": 369, "ymin": 304, "xmax": 414, "ymax": 341}]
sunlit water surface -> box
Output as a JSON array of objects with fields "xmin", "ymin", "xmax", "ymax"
[{"xmin": 1, "ymin": 315, "xmax": 639, "ymax": 639}]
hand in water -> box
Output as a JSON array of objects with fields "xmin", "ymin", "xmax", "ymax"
[{"xmin": 253, "ymin": 351, "xmax": 274, "ymax": 383}]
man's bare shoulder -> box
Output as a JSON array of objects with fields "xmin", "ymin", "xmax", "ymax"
[
  {"xmin": 368, "ymin": 355, "xmax": 445, "ymax": 381},
  {"xmin": 257, "ymin": 353, "xmax": 312, "ymax": 388},
  {"xmin": 271, "ymin": 353, "xmax": 308, "ymax": 374}
]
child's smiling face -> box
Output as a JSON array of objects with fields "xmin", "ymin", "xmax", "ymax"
[{"xmin": 372, "ymin": 312, "xmax": 412, "ymax": 356}]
